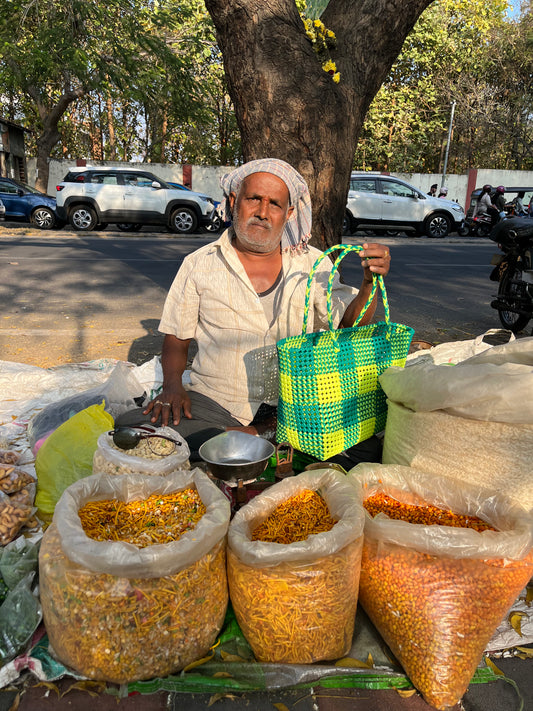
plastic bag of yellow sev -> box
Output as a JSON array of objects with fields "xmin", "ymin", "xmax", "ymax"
[
  {"xmin": 348, "ymin": 463, "xmax": 533, "ymax": 711},
  {"xmin": 227, "ymin": 469, "xmax": 364, "ymax": 664},
  {"xmin": 39, "ymin": 469, "xmax": 230, "ymax": 683}
]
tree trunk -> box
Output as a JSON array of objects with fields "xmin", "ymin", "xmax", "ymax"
[
  {"xmin": 106, "ymin": 94, "xmax": 116, "ymax": 160},
  {"xmin": 205, "ymin": 0, "xmax": 434, "ymax": 250},
  {"xmin": 28, "ymin": 86, "xmax": 85, "ymax": 193}
]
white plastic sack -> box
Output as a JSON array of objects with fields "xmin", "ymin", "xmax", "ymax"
[
  {"xmin": 382, "ymin": 401, "xmax": 533, "ymax": 511},
  {"xmin": 53, "ymin": 469, "xmax": 230, "ymax": 578},
  {"xmin": 380, "ymin": 336, "xmax": 533, "ymax": 423},
  {"xmin": 92, "ymin": 427, "xmax": 190, "ymax": 476},
  {"xmin": 405, "ymin": 329, "xmax": 514, "ymax": 367}
]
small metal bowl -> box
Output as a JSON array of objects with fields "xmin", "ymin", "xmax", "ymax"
[{"xmin": 198, "ymin": 431, "xmax": 275, "ymax": 482}]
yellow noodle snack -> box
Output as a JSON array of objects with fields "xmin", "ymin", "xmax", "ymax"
[
  {"xmin": 251, "ymin": 489, "xmax": 337, "ymax": 543},
  {"xmin": 228, "ymin": 538, "xmax": 362, "ymax": 664}
]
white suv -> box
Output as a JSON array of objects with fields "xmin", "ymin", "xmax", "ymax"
[
  {"xmin": 344, "ymin": 174, "xmax": 465, "ymax": 238},
  {"xmin": 55, "ymin": 167, "xmax": 215, "ymax": 233}
]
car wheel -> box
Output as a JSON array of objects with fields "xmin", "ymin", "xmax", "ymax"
[
  {"xmin": 69, "ymin": 205, "xmax": 98, "ymax": 231},
  {"xmin": 343, "ymin": 214, "xmax": 352, "ymax": 236},
  {"xmin": 170, "ymin": 207, "xmax": 198, "ymax": 234},
  {"xmin": 116, "ymin": 223, "xmax": 142, "ymax": 232},
  {"xmin": 31, "ymin": 207, "xmax": 55, "ymax": 230},
  {"xmin": 204, "ymin": 215, "xmax": 222, "ymax": 233},
  {"xmin": 424, "ymin": 213, "xmax": 450, "ymax": 238}
]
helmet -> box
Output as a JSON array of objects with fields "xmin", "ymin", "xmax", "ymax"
[
  {"xmin": 439, "ymin": 187, "xmax": 448, "ymax": 195},
  {"xmin": 482, "ymin": 184, "xmax": 492, "ymax": 192},
  {"xmin": 496, "ymin": 185, "xmax": 505, "ymax": 193}
]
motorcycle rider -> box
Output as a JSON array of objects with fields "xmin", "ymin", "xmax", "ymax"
[
  {"xmin": 473, "ymin": 184, "xmax": 493, "ymax": 218},
  {"xmin": 489, "ymin": 186, "xmax": 507, "ymax": 225}
]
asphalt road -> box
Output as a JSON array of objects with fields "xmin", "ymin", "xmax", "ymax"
[{"xmin": 0, "ymin": 222, "xmax": 522, "ymax": 368}]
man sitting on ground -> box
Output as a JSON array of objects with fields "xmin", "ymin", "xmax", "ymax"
[{"xmin": 116, "ymin": 158, "xmax": 391, "ymax": 464}]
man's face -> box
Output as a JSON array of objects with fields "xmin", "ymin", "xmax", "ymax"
[{"xmin": 230, "ymin": 172, "xmax": 294, "ymax": 254}]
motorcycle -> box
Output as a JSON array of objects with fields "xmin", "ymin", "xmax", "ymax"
[
  {"xmin": 489, "ymin": 217, "xmax": 533, "ymax": 333},
  {"xmin": 457, "ymin": 212, "xmax": 494, "ymax": 237}
]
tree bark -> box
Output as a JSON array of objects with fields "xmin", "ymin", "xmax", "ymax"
[{"xmin": 205, "ymin": 0, "xmax": 434, "ymax": 250}]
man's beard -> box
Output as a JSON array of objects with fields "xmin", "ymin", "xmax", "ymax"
[{"xmin": 233, "ymin": 212, "xmax": 284, "ymax": 253}]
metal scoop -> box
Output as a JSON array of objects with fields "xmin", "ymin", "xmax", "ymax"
[{"xmin": 110, "ymin": 425, "xmax": 180, "ymax": 451}]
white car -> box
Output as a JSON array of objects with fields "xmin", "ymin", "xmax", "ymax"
[
  {"xmin": 55, "ymin": 167, "xmax": 216, "ymax": 234},
  {"xmin": 344, "ymin": 174, "xmax": 465, "ymax": 238}
]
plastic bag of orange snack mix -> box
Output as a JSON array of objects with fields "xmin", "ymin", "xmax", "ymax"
[
  {"xmin": 349, "ymin": 462, "xmax": 533, "ymax": 711},
  {"xmin": 39, "ymin": 469, "xmax": 230, "ymax": 683},
  {"xmin": 227, "ymin": 468, "xmax": 364, "ymax": 664}
]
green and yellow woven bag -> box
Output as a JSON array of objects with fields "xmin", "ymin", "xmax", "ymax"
[{"xmin": 276, "ymin": 244, "xmax": 414, "ymax": 460}]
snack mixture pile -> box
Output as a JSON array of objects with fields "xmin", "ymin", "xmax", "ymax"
[
  {"xmin": 78, "ymin": 489, "xmax": 206, "ymax": 547},
  {"xmin": 40, "ymin": 488, "xmax": 228, "ymax": 683}
]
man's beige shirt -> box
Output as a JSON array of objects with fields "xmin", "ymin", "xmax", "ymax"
[{"xmin": 159, "ymin": 230, "xmax": 358, "ymax": 424}]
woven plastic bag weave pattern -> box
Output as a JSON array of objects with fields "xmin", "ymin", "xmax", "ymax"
[{"xmin": 276, "ymin": 245, "xmax": 414, "ymax": 460}]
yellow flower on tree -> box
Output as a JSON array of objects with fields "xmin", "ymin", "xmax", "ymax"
[{"xmin": 322, "ymin": 59, "xmax": 337, "ymax": 75}]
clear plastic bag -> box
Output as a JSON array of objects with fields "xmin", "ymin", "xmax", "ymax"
[
  {"xmin": 92, "ymin": 427, "xmax": 190, "ymax": 477},
  {"xmin": 39, "ymin": 470, "xmax": 231, "ymax": 683},
  {"xmin": 227, "ymin": 469, "xmax": 364, "ymax": 664},
  {"xmin": 349, "ymin": 462, "xmax": 533, "ymax": 710},
  {"xmin": 0, "ymin": 572, "xmax": 42, "ymax": 665}
]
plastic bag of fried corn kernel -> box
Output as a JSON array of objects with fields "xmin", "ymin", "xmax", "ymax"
[
  {"xmin": 227, "ymin": 469, "xmax": 364, "ymax": 664},
  {"xmin": 348, "ymin": 462, "xmax": 533, "ymax": 711},
  {"xmin": 92, "ymin": 427, "xmax": 190, "ymax": 477},
  {"xmin": 39, "ymin": 469, "xmax": 230, "ymax": 683}
]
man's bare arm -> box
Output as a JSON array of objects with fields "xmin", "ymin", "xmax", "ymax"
[{"xmin": 143, "ymin": 334, "xmax": 192, "ymax": 426}]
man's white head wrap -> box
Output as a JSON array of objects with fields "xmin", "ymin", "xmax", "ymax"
[{"xmin": 219, "ymin": 158, "xmax": 312, "ymax": 252}]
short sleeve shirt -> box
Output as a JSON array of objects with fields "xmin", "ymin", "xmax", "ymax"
[{"xmin": 159, "ymin": 230, "xmax": 359, "ymax": 424}]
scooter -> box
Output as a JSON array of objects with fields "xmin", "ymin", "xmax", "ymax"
[{"xmin": 489, "ymin": 217, "xmax": 533, "ymax": 333}]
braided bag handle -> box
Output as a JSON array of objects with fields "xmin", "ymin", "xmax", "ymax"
[{"xmin": 301, "ymin": 244, "xmax": 390, "ymax": 335}]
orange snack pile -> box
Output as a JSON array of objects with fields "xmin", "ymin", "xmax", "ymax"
[
  {"xmin": 359, "ymin": 491, "xmax": 533, "ymax": 710},
  {"xmin": 78, "ymin": 488, "xmax": 205, "ymax": 547},
  {"xmin": 251, "ymin": 489, "xmax": 337, "ymax": 543},
  {"xmin": 363, "ymin": 492, "xmax": 496, "ymax": 531}
]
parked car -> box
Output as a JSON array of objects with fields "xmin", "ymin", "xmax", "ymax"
[
  {"xmin": 55, "ymin": 167, "xmax": 216, "ymax": 234},
  {"xmin": 0, "ymin": 198, "xmax": 5, "ymax": 220},
  {"xmin": 0, "ymin": 177, "xmax": 61, "ymax": 229},
  {"xmin": 166, "ymin": 182, "xmax": 227, "ymax": 233},
  {"xmin": 344, "ymin": 173, "xmax": 465, "ymax": 238},
  {"xmin": 466, "ymin": 186, "xmax": 533, "ymax": 219}
]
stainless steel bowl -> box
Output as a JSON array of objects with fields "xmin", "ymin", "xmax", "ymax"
[{"xmin": 198, "ymin": 431, "xmax": 275, "ymax": 482}]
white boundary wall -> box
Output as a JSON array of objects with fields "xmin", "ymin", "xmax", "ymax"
[{"xmin": 27, "ymin": 158, "xmax": 533, "ymax": 210}]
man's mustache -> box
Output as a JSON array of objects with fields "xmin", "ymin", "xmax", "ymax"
[{"xmin": 247, "ymin": 217, "xmax": 272, "ymax": 229}]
